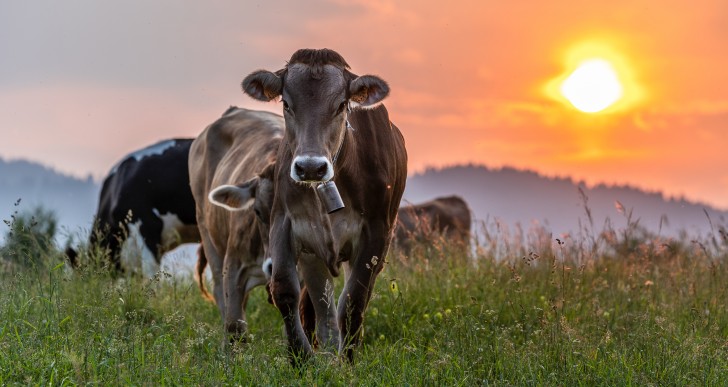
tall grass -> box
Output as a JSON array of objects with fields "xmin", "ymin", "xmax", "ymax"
[{"xmin": 1, "ymin": 205, "xmax": 727, "ymax": 384}]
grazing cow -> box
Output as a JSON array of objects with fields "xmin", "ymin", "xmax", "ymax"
[
  {"xmin": 395, "ymin": 195, "xmax": 472, "ymax": 254},
  {"xmin": 239, "ymin": 48, "xmax": 407, "ymax": 363},
  {"xmin": 66, "ymin": 138, "xmax": 199, "ymax": 274},
  {"xmin": 194, "ymin": 163, "xmax": 277, "ymax": 304},
  {"xmin": 189, "ymin": 107, "xmax": 282, "ymax": 340}
]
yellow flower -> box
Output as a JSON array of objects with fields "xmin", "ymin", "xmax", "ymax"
[
  {"xmin": 435, "ymin": 312, "xmax": 443, "ymax": 320},
  {"xmin": 389, "ymin": 280, "xmax": 399, "ymax": 294},
  {"xmin": 423, "ymin": 313, "xmax": 430, "ymax": 320}
]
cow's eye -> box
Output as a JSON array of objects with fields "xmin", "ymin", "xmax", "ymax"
[
  {"xmin": 254, "ymin": 208, "xmax": 262, "ymax": 218},
  {"xmin": 282, "ymin": 100, "xmax": 290, "ymax": 113}
]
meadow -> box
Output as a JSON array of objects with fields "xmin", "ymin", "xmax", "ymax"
[{"xmin": 1, "ymin": 206, "xmax": 727, "ymax": 385}]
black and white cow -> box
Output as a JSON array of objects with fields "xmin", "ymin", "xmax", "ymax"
[{"xmin": 66, "ymin": 138, "xmax": 199, "ymax": 275}]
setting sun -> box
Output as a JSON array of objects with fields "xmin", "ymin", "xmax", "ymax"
[
  {"xmin": 545, "ymin": 39, "xmax": 645, "ymax": 114},
  {"xmin": 560, "ymin": 59, "xmax": 623, "ymax": 113}
]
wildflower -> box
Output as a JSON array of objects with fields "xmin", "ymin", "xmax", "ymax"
[
  {"xmin": 444, "ymin": 308, "xmax": 452, "ymax": 317},
  {"xmin": 644, "ymin": 280, "xmax": 654, "ymax": 287},
  {"xmin": 379, "ymin": 334, "xmax": 385, "ymax": 340},
  {"xmin": 435, "ymin": 312, "xmax": 443, "ymax": 320},
  {"xmin": 390, "ymin": 280, "xmax": 399, "ymax": 294},
  {"xmin": 370, "ymin": 307, "xmax": 379, "ymax": 317},
  {"xmin": 423, "ymin": 313, "xmax": 430, "ymax": 320}
]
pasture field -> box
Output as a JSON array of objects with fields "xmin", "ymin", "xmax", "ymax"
[{"xmin": 1, "ymin": 209, "xmax": 728, "ymax": 385}]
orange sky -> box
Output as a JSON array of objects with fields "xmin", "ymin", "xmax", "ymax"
[{"xmin": 1, "ymin": 0, "xmax": 727, "ymax": 209}]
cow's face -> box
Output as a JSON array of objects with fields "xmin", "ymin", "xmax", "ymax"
[
  {"xmin": 208, "ymin": 163, "xmax": 276, "ymax": 256},
  {"xmin": 242, "ymin": 50, "xmax": 389, "ymax": 184}
]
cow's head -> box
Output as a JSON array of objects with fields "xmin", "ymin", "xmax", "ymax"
[
  {"xmin": 242, "ymin": 49, "xmax": 389, "ymax": 184},
  {"xmin": 208, "ymin": 163, "xmax": 276, "ymax": 255}
]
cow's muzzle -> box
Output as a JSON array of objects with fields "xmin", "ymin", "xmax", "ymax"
[{"xmin": 291, "ymin": 155, "xmax": 333, "ymax": 183}]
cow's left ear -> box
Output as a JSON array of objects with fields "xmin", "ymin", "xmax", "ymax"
[
  {"xmin": 349, "ymin": 75, "xmax": 390, "ymax": 109},
  {"xmin": 208, "ymin": 178, "xmax": 259, "ymax": 212}
]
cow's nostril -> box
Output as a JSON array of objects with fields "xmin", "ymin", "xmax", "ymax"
[
  {"xmin": 294, "ymin": 162, "xmax": 305, "ymax": 178},
  {"xmin": 316, "ymin": 163, "xmax": 328, "ymax": 179}
]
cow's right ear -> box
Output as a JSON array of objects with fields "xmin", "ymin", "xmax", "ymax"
[
  {"xmin": 242, "ymin": 70, "xmax": 282, "ymax": 102},
  {"xmin": 208, "ymin": 178, "xmax": 259, "ymax": 212}
]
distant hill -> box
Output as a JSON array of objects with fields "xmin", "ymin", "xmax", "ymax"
[
  {"xmin": 2, "ymin": 159, "xmax": 725, "ymax": 247},
  {"xmin": 0, "ymin": 158, "xmax": 99, "ymax": 243},
  {"xmin": 403, "ymin": 165, "xmax": 727, "ymax": 239}
]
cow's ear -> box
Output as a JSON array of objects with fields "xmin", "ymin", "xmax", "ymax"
[
  {"xmin": 208, "ymin": 178, "xmax": 259, "ymax": 212},
  {"xmin": 349, "ymin": 75, "xmax": 389, "ymax": 109},
  {"xmin": 242, "ymin": 70, "xmax": 282, "ymax": 102}
]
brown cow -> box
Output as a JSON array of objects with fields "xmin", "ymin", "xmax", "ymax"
[
  {"xmin": 194, "ymin": 163, "xmax": 277, "ymax": 303},
  {"xmin": 188, "ymin": 106, "xmax": 282, "ymax": 340},
  {"xmin": 395, "ymin": 195, "xmax": 472, "ymax": 255},
  {"xmin": 239, "ymin": 48, "xmax": 407, "ymax": 363}
]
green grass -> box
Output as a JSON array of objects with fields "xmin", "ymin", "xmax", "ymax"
[{"xmin": 2, "ymin": 221, "xmax": 728, "ymax": 385}]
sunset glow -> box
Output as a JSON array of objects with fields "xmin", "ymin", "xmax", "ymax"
[{"xmin": 560, "ymin": 59, "xmax": 622, "ymax": 113}]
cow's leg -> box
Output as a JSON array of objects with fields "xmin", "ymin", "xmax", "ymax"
[
  {"xmin": 337, "ymin": 222, "xmax": 390, "ymax": 362},
  {"xmin": 222, "ymin": 252, "xmax": 261, "ymax": 342},
  {"xmin": 138, "ymin": 214, "xmax": 163, "ymax": 276},
  {"xmin": 106, "ymin": 230, "xmax": 124, "ymax": 273},
  {"xmin": 270, "ymin": 216, "xmax": 312, "ymax": 364},
  {"xmin": 93, "ymin": 224, "xmax": 123, "ymax": 273},
  {"xmin": 298, "ymin": 286, "xmax": 316, "ymax": 345},
  {"xmin": 90, "ymin": 214, "xmax": 123, "ymax": 273},
  {"xmin": 222, "ymin": 250, "xmax": 245, "ymax": 341},
  {"xmin": 298, "ymin": 252, "xmax": 339, "ymax": 352}
]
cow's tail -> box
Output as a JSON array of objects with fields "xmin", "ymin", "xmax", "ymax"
[{"xmin": 194, "ymin": 245, "xmax": 215, "ymax": 302}]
